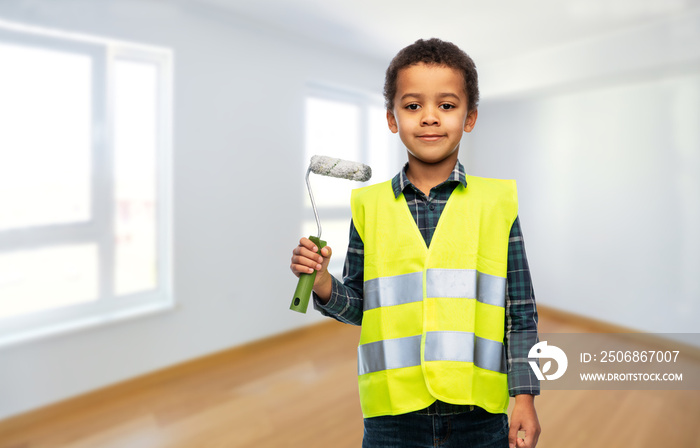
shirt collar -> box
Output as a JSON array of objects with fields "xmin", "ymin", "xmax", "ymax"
[{"xmin": 391, "ymin": 160, "xmax": 468, "ymax": 198}]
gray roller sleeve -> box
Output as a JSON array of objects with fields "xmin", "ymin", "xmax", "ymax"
[{"xmin": 309, "ymin": 155, "xmax": 372, "ymax": 182}]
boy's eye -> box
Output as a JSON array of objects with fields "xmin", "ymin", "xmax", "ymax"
[
  {"xmin": 440, "ymin": 104, "xmax": 455, "ymax": 110},
  {"xmin": 406, "ymin": 104, "xmax": 420, "ymax": 110}
]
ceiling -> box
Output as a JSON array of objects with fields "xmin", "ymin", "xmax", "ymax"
[{"xmin": 193, "ymin": 0, "xmax": 699, "ymax": 64}]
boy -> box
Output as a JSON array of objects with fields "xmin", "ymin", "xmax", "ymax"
[{"xmin": 291, "ymin": 38, "xmax": 540, "ymax": 448}]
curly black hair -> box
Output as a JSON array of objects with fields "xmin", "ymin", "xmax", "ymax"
[{"xmin": 384, "ymin": 38, "xmax": 479, "ymax": 112}]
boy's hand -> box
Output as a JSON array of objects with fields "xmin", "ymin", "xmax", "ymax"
[
  {"xmin": 509, "ymin": 394, "xmax": 540, "ymax": 448},
  {"xmin": 290, "ymin": 237, "xmax": 333, "ymax": 302}
]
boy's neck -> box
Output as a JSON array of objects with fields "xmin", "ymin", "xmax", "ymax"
[{"xmin": 405, "ymin": 152, "xmax": 459, "ymax": 196}]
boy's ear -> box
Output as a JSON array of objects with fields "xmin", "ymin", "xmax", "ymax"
[
  {"xmin": 386, "ymin": 110, "xmax": 399, "ymax": 134},
  {"xmin": 464, "ymin": 109, "xmax": 478, "ymax": 133}
]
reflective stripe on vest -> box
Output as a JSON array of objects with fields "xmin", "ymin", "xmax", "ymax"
[
  {"xmin": 364, "ymin": 269, "xmax": 506, "ymax": 311},
  {"xmin": 358, "ymin": 332, "xmax": 506, "ymax": 376}
]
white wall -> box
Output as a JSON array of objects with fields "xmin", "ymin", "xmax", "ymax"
[
  {"xmin": 465, "ymin": 13, "xmax": 700, "ymax": 337},
  {"xmin": 0, "ymin": 0, "xmax": 386, "ymax": 420}
]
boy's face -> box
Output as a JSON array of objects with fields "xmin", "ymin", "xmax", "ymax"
[{"xmin": 387, "ymin": 63, "xmax": 477, "ymax": 166}]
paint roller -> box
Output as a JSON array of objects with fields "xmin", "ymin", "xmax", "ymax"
[{"xmin": 290, "ymin": 155, "xmax": 372, "ymax": 313}]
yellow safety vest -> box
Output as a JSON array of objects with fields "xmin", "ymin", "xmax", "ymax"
[{"xmin": 350, "ymin": 176, "xmax": 518, "ymax": 418}]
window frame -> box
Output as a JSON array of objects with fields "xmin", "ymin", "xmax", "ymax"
[
  {"xmin": 303, "ymin": 84, "xmax": 398, "ymax": 276},
  {"xmin": 0, "ymin": 20, "xmax": 174, "ymax": 348}
]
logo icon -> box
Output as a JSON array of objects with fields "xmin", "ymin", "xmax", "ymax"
[{"xmin": 528, "ymin": 341, "xmax": 568, "ymax": 380}]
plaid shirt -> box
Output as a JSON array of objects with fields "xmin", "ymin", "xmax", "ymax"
[{"xmin": 314, "ymin": 161, "xmax": 539, "ymax": 414}]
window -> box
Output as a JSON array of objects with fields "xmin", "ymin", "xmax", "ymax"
[
  {"xmin": 303, "ymin": 86, "xmax": 399, "ymax": 276},
  {"xmin": 0, "ymin": 20, "xmax": 173, "ymax": 346}
]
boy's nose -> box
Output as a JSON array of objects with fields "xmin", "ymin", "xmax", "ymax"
[{"xmin": 421, "ymin": 107, "xmax": 439, "ymax": 126}]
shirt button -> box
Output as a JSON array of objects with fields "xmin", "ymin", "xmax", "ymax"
[{"xmin": 429, "ymin": 204, "xmax": 435, "ymax": 211}]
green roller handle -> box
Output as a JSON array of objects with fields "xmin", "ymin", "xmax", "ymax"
[{"xmin": 290, "ymin": 236, "xmax": 327, "ymax": 313}]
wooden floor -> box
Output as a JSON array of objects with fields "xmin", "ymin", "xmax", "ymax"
[{"xmin": 1, "ymin": 309, "xmax": 699, "ymax": 448}]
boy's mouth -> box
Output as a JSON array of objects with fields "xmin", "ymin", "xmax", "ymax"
[{"xmin": 417, "ymin": 134, "xmax": 445, "ymax": 142}]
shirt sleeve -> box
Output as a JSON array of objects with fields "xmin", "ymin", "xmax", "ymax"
[
  {"xmin": 312, "ymin": 219, "xmax": 365, "ymax": 326},
  {"xmin": 505, "ymin": 216, "xmax": 541, "ymax": 396}
]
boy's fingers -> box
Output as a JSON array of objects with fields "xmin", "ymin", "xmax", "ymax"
[
  {"xmin": 290, "ymin": 239, "xmax": 332, "ymax": 278},
  {"xmin": 298, "ymin": 237, "xmax": 318, "ymax": 252},
  {"xmin": 290, "ymin": 262, "xmax": 315, "ymax": 276},
  {"xmin": 291, "ymin": 256, "xmax": 321, "ymax": 271},
  {"xmin": 508, "ymin": 424, "xmax": 518, "ymax": 448},
  {"xmin": 294, "ymin": 245, "xmax": 323, "ymax": 262},
  {"xmin": 291, "ymin": 251, "xmax": 322, "ymax": 270}
]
